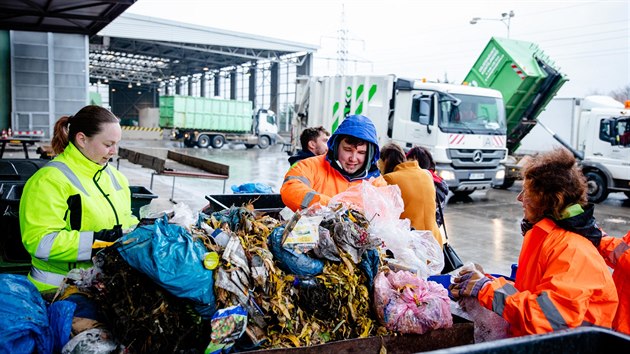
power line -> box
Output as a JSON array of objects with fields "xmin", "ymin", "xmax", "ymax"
[{"xmin": 517, "ymin": 19, "xmax": 628, "ymax": 37}]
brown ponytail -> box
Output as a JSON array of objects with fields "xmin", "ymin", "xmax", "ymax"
[
  {"xmin": 51, "ymin": 116, "xmax": 71, "ymax": 154},
  {"xmin": 50, "ymin": 105, "xmax": 119, "ymax": 155}
]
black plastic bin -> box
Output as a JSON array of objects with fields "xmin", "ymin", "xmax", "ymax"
[
  {"xmin": 423, "ymin": 326, "xmax": 630, "ymax": 354},
  {"xmin": 204, "ymin": 193, "xmax": 284, "ymax": 216},
  {"xmin": 130, "ymin": 186, "xmax": 158, "ymax": 218},
  {"xmin": 0, "ymin": 184, "xmax": 31, "ymax": 264},
  {"xmin": 0, "ymin": 159, "xmax": 48, "ymax": 182}
]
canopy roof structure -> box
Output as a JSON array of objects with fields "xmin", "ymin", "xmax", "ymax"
[
  {"xmin": 90, "ymin": 13, "xmax": 318, "ymax": 85},
  {"xmin": 0, "ymin": 0, "xmax": 135, "ymax": 35}
]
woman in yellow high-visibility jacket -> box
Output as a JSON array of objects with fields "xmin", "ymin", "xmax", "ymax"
[
  {"xmin": 20, "ymin": 105, "xmax": 138, "ymax": 292},
  {"xmin": 450, "ymin": 148, "xmax": 618, "ymax": 337}
]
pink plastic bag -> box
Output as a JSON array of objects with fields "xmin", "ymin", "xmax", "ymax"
[{"xmin": 373, "ymin": 270, "xmax": 453, "ymax": 334}]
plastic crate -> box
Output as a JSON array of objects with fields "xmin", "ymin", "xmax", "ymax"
[
  {"xmin": 204, "ymin": 193, "xmax": 284, "ymax": 216},
  {"xmin": 428, "ymin": 264, "xmax": 518, "ymax": 298},
  {"xmin": 129, "ymin": 186, "xmax": 158, "ymax": 218}
]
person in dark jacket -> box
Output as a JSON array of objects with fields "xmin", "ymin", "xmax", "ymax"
[{"xmin": 288, "ymin": 126, "xmax": 330, "ymax": 167}]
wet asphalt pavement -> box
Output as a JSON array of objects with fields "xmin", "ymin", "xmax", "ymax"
[{"xmin": 117, "ymin": 138, "xmax": 630, "ymax": 275}]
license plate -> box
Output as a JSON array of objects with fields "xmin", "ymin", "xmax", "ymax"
[{"xmin": 469, "ymin": 173, "xmax": 484, "ymax": 180}]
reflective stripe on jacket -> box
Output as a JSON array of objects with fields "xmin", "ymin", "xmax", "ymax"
[
  {"xmin": 599, "ymin": 231, "xmax": 630, "ymax": 335},
  {"xmin": 281, "ymin": 154, "xmax": 386, "ymax": 211},
  {"xmin": 477, "ymin": 218, "xmax": 618, "ymax": 337},
  {"xmin": 20, "ymin": 142, "xmax": 137, "ymax": 291}
]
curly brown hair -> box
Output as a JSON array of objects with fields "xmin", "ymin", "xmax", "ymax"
[{"xmin": 521, "ymin": 148, "xmax": 587, "ymax": 222}]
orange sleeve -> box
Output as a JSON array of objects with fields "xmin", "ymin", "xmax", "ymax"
[
  {"xmin": 599, "ymin": 236, "xmax": 625, "ymax": 268},
  {"xmin": 280, "ymin": 159, "xmax": 326, "ymax": 211},
  {"xmin": 478, "ymin": 244, "xmax": 617, "ymax": 336}
]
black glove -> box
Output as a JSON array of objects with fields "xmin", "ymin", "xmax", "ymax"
[{"xmin": 93, "ymin": 225, "xmax": 123, "ymax": 242}]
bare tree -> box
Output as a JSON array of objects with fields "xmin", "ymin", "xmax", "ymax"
[{"xmin": 609, "ymin": 84, "xmax": 630, "ymax": 102}]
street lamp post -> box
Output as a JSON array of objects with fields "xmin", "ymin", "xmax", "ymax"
[{"xmin": 470, "ymin": 10, "xmax": 515, "ymax": 38}]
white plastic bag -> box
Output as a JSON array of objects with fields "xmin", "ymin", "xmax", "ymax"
[
  {"xmin": 330, "ymin": 180, "xmax": 443, "ymax": 277},
  {"xmin": 169, "ymin": 202, "xmax": 196, "ymax": 230},
  {"xmin": 378, "ymin": 228, "xmax": 444, "ymax": 278}
]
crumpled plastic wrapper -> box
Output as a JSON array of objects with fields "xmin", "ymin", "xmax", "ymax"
[
  {"xmin": 61, "ymin": 328, "xmax": 118, "ymax": 354},
  {"xmin": 312, "ymin": 226, "xmax": 341, "ymax": 261}
]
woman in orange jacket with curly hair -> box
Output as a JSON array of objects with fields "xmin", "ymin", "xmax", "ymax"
[{"xmin": 450, "ymin": 148, "xmax": 618, "ymax": 337}]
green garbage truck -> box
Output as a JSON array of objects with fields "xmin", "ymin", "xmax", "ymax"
[
  {"xmin": 160, "ymin": 95, "xmax": 279, "ymax": 149},
  {"xmin": 464, "ymin": 37, "xmax": 630, "ymax": 202}
]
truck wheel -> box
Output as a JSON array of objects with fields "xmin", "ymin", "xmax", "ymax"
[
  {"xmin": 258, "ymin": 136, "xmax": 270, "ymax": 149},
  {"xmin": 197, "ymin": 134, "xmax": 211, "ymax": 148},
  {"xmin": 211, "ymin": 135, "xmax": 225, "ymax": 149},
  {"xmin": 585, "ymin": 171, "xmax": 609, "ymax": 203},
  {"xmin": 244, "ymin": 144, "xmax": 256, "ymax": 149}
]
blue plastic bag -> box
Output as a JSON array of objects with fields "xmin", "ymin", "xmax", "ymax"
[
  {"xmin": 231, "ymin": 182, "xmax": 273, "ymax": 194},
  {"xmin": 0, "ymin": 274, "xmax": 53, "ymax": 354},
  {"xmin": 48, "ymin": 300, "xmax": 76, "ymax": 353},
  {"xmin": 268, "ymin": 226, "xmax": 324, "ymax": 277},
  {"xmin": 119, "ymin": 217, "xmax": 216, "ymax": 313}
]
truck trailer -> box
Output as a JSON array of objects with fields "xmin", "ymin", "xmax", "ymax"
[
  {"xmin": 514, "ymin": 96, "xmax": 630, "ymax": 202},
  {"xmin": 292, "ymin": 75, "xmax": 508, "ymax": 196},
  {"xmin": 160, "ymin": 95, "xmax": 279, "ymax": 149}
]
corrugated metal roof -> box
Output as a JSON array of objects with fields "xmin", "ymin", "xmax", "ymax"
[
  {"xmin": 89, "ymin": 13, "xmax": 318, "ymax": 84},
  {"xmin": 99, "ymin": 13, "xmax": 318, "ymax": 53},
  {"xmin": 0, "ymin": 0, "xmax": 135, "ymax": 36}
]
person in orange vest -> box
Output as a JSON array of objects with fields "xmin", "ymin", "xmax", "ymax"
[
  {"xmin": 281, "ymin": 114, "xmax": 385, "ymax": 211},
  {"xmin": 449, "ymin": 148, "xmax": 618, "ymax": 337},
  {"xmin": 598, "ymin": 230, "xmax": 630, "ymax": 335}
]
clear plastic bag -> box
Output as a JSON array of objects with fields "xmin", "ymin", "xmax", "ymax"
[
  {"xmin": 329, "ymin": 180, "xmax": 404, "ymax": 223},
  {"xmin": 459, "ymin": 297, "xmax": 510, "ymax": 342}
]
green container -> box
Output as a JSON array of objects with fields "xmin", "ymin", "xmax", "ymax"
[
  {"xmin": 464, "ymin": 37, "xmax": 567, "ymax": 152},
  {"xmin": 159, "ymin": 95, "xmax": 252, "ymax": 133}
]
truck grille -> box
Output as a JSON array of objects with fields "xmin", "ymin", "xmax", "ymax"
[{"xmin": 447, "ymin": 149, "xmax": 506, "ymax": 168}]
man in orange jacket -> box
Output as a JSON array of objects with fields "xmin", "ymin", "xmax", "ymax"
[
  {"xmin": 281, "ymin": 115, "xmax": 385, "ymax": 211},
  {"xmin": 599, "ymin": 230, "xmax": 630, "ymax": 335},
  {"xmin": 450, "ymin": 148, "xmax": 618, "ymax": 337}
]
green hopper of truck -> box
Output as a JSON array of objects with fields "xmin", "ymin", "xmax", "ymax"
[{"xmin": 464, "ymin": 37, "xmax": 568, "ymax": 188}]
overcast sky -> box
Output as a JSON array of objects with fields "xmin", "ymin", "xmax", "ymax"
[{"xmin": 126, "ymin": 0, "xmax": 629, "ymax": 97}]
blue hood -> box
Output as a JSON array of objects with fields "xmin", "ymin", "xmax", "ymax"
[{"xmin": 326, "ymin": 114, "xmax": 381, "ymax": 181}]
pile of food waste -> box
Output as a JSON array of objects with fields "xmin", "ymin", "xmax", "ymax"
[{"xmin": 55, "ymin": 193, "xmax": 451, "ymax": 353}]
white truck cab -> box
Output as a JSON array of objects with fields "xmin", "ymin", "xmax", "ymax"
[
  {"xmin": 578, "ymin": 96, "xmax": 630, "ymax": 202},
  {"xmin": 294, "ymin": 75, "xmax": 508, "ymax": 196}
]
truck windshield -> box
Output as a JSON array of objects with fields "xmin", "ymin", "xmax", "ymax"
[{"xmin": 438, "ymin": 94, "xmax": 506, "ymax": 135}]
